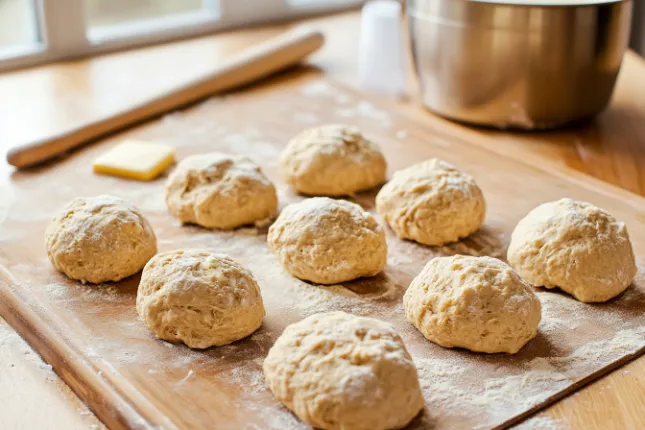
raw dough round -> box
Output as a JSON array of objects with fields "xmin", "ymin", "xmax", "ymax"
[
  {"xmin": 403, "ymin": 255, "xmax": 541, "ymax": 354},
  {"xmin": 136, "ymin": 249, "xmax": 265, "ymax": 349},
  {"xmin": 376, "ymin": 159, "xmax": 485, "ymax": 246},
  {"xmin": 263, "ymin": 311, "xmax": 424, "ymax": 430},
  {"xmin": 507, "ymin": 198, "xmax": 637, "ymax": 303},
  {"xmin": 267, "ymin": 197, "xmax": 387, "ymax": 284},
  {"xmin": 45, "ymin": 195, "xmax": 157, "ymax": 284},
  {"xmin": 165, "ymin": 152, "xmax": 278, "ymax": 229},
  {"xmin": 280, "ymin": 124, "xmax": 387, "ymax": 196}
]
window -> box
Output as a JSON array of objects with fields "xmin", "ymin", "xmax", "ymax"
[
  {"xmin": 85, "ymin": 1, "xmax": 207, "ymax": 28},
  {"xmin": 0, "ymin": 0, "xmax": 364, "ymax": 73},
  {"xmin": 84, "ymin": 0, "xmax": 219, "ymax": 44},
  {"xmin": 0, "ymin": 0, "xmax": 40, "ymax": 53}
]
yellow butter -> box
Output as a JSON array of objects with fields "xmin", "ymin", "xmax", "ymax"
[{"xmin": 93, "ymin": 140, "xmax": 175, "ymax": 181}]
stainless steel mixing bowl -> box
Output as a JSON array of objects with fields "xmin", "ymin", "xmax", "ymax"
[{"xmin": 407, "ymin": 0, "xmax": 633, "ymax": 129}]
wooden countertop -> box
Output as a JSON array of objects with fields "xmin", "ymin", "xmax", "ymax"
[{"xmin": 2, "ymin": 10, "xmax": 645, "ymax": 430}]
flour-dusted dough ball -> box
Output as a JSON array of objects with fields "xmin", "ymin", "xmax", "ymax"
[
  {"xmin": 165, "ymin": 152, "xmax": 278, "ymax": 229},
  {"xmin": 376, "ymin": 159, "xmax": 485, "ymax": 246},
  {"xmin": 507, "ymin": 198, "xmax": 637, "ymax": 303},
  {"xmin": 280, "ymin": 124, "xmax": 387, "ymax": 196},
  {"xmin": 404, "ymin": 255, "xmax": 541, "ymax": 354},
  {"xmin": 264, "ymin": 312, "xmax": 424, "ymax": 430},
  {"xmin": 136, "ymin": 249, "xmax": 265, "ymax": 348},
  {"xmin": 45, "ymin": 195, "xmax": 157, "ymax": 284},
  {"xmin": 267, "ymin": 197, "xmax": 387, "ymax": 284}
]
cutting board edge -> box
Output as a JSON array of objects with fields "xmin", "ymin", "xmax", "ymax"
[
  {"xmin": 0, "ymin": 267, "xmax": 160, "ymax": 430},
  {"xmin": 2, "ymin": 72, "xmax": 645, "ymax": 430},
  {"xmin": 492, "ymin": 342, "xmax": 645, "ymax": 429}
]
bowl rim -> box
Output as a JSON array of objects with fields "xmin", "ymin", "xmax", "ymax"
[{"xmin": 411, "ymin": 0, "xmax": 628, "ymax": 7}]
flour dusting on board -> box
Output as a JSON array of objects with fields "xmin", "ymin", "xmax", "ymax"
[
  {"xmin": 336, "ymin": 101, "xmax": 393, "ymax": 126},
  {"xmin": 293, "ymin": 112, "xmax": 321, "ymax": 125},
  {"xmin": 0, "ymin": 320, "xmax": 107, "ymax": 429},
  {"xmin": 300, "ymin": 81, "xmax": 339, "ymax": 98},
  {"xmin": 300, "ymin": 80, "xmax": 392, "ymax": 128},
  {"xmin": 515, "ymin": 416, "xmax": 568, "ymax": 430},
  {"xmin": 2, "ymin": 78, "xmax": 645, "ymax": 430},
  {"xmin": 6, "ymin": 220, "xmax": 645, "ymax": 429}
]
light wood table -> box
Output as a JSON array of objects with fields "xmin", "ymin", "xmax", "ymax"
[{"xmin": 2, "ymin": 10, "xmax": 645, "ymax": 430}]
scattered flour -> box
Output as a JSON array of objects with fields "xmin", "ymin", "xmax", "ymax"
[
  {"xmin": 335, "ymin": 94, "xmax": 351, "ymax": 104},
  {"xmin": 178, "ymin": 369, "xmax": 195, "ymax": 385},
  {"xmin": 293, "ymin": 112, "xmax": 320, "ymax": 125},
  {"xmin": 429, "ymin": 137, "xmax": 453, "ymax": 148},
  {"xmin": 229, "ymin": 366, "xmax": 264, "ymax": 394},
  {"xmin": 43, "ymin": 282, "xmax": 127, "ymax": 304},
  {"xmin": 3, "ymin": 79, "xmax": 645, "ymax": 430},
  {"xmin": 436, "ymin": 231, "xmax": 506, "ymax": 259},
  {"xmin": 515, "ymin": 416, "xmax": 567, "ymax": 430},
  {"xmin": 412, "ymin": 324, "xmax": 645, "ymax": 428},
  {"xmin": 300, "ymin": 81, "xmax": 337, "ymax": 98},
  {"xmin": 0, "ymin": 319, "xmax": 105, "ymax": 429},
  {"xmin": 388, "ymin": 252, "xmax": 414, "ymax": 266},
  {"xmin": 335, "ymin": 101, "xmax": 392, "ymax": 127},
  {"xmin": 299, "ymin": 81, "xmax": 394, "ymax": 128},
  {"xmin": 4, "ymin": 218, "xmax": 645, "ymax": 430},
  {"xmin": 221, "ymin": 133, "xmax": 279, "ymax": 160},
  {"xmin": 396, "ymin": 129, "xmax": 408, "ymax": 140},
  {"xmin": 270, "ymin": 266, "xmax": 405, "ymax": 318},
  {"xmin": 554, "ymin": 327, "xmax": 645, "ymax": 365}
]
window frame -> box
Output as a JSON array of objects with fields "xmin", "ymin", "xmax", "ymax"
[{"xmin": 0, "ymin": 0, "xmax": 365, "ymax": 73}]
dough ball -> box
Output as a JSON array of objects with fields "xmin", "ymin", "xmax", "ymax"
[
  {"xmin": 376, "ymin": 159, "xmax": 485, "ymax": 246},
  {"xmin": 263, "ymin": 311, "xmax": 424, "ymax": 430},
  {"xmin": 165, "ymin": 152, "xmax": 278, "ymax": 229},
  {"xmin": 507, "ymin": 198, "xmax": 637, "ymax": 303},
  {"xmin": 404, "ymin": 255, "xmax": 541, "ymax": 354},
  {"xmin": 136, "ymin": 249, "xmax": 265, "ymax": 348},
  {"xmin": 268, "ymin": 197, "xmax": 387, "ymax": 284},
  {"xmin": 45, "ymin": 195, "xmax": 157, "ymax": 284},
  {"xmin": 280, "ymin": 124, "xmax": 386, "ymax": 196}
]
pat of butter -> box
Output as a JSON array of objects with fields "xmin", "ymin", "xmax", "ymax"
[{"xmin": 93, "ymin": 140, "xmax": 175, "ymax": 181}]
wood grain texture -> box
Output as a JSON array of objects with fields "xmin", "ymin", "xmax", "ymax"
[
  {"xmin": 2, "ymin": 10, "xmax": 645, "ymax": 430},
  {"xmin": 5, "ymin": 27, "xmax": 324, "ymax": 168},
  {"xmin": 2, "ymin": 70, "xmax": 645, "ymax": 429},
  {"xmin": 0, "ymin": 316, "xmax": 104, "ymax": 430}
]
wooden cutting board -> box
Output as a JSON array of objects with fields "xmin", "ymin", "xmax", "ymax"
[{"xmin": 1, "ymin": 68, "xmax": 645, "ymax": 430}]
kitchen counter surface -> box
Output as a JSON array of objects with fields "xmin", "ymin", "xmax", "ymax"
[{"xmin": 2, "ymin": 10, "xmax": 645, "ymax": 430}]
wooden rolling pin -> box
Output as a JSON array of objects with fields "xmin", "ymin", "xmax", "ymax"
[{"xmin": 7, "ymin": 27, "xmax": 325, "ymax": 169}]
